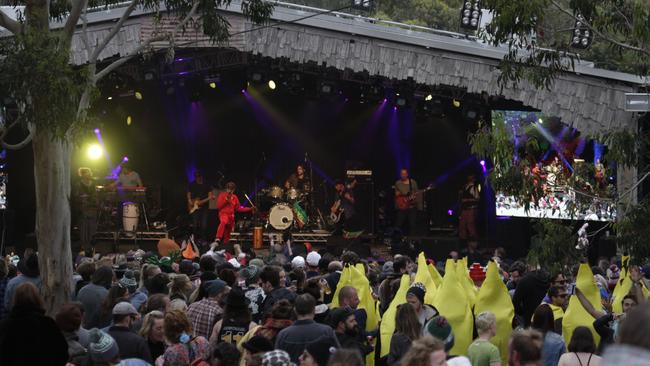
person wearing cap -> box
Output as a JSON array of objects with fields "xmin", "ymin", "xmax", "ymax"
[
  {"xmin": 187, "ymin": 279, "xmax": 230, "ymax": 339},
  {"xmin": 56, "ymin": 302, "xmax": 89, "ymax": 365},
  {"xmin": 209, "ymin": 289, "xmax": 257, "ymax": 345},
  {"xmin": 299, "ymin": 337, "xmax": 338, "ymax": 366},
  {"xmin": 406, "ymin": 283, "xmax": 438, "ymax": 328},
  {"xmin": 107, "ymin": 301, "xmax": 152, "ymax": 363},
  {"xmin": 242, "ymin": 335, "xmax": 274, "ymax": 366},
  {"xmin": 3, "ymin": 252, "xmax": 42, "ymax": 314},
  {"xmin": 329, "ymin": 307, "xmax": 372, "ymax": 358},
  {"xmin": 305, "ymin": 252, "xmax": 321, "ymax": 278},
  {"xmin": 291, "ymin": 256, "xmax": 306, "ymax": 271},
  {"xmin": 276, "ymin": 294, "xmax": 340, "ymax": 364}
]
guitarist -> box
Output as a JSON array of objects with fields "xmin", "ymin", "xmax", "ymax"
[
  {"xmin": 187, "ymin": 171, "xmax": 213, "ymax": 242},
  {"xmin": 331, "ymin": 179, "xmax": 356, "ymax": 231},
  {"xmin": 394, "ymin": 169, "xmax": 422, "ymax": 236}
]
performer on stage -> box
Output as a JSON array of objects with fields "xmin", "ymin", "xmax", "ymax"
[
  {"xmin": 74, "ymin": 167, "xmax": 97, "ymax": 251},
  {"xmin": 331, "ymin": 179, "xmax": 357, "ymax": 231},
  {"xmin": 187, "ymin": 171, "xmax": 213, "ymax": 242},
  {"xmin": 284, "ymin": 164, "xmax": 310, "ymax": 191},
  {"xmin": 112, "ymin": 163, "xmax": 143, "ymax": 188},
  {"xmin": 394, "ymin": 169, "xmax": 422, "ymax": 236},
  {"xmin": 213, "ymin": 182, "xmax": 253, "ymax": 247},
  {"xmin": 459, "ymin": 174, "xmax": 481, "ymax": 252}
]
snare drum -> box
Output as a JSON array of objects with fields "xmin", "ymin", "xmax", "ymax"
[
  {"xmin": 268, "ymin": 203, "xmax": 294, "ymax": 231},
  {"xmin": 267, "ymin": 186, "xmax": 284, "ymax": 200}
]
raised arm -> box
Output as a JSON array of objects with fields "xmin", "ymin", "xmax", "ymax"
[{"xmin": 575, "ymin": 287, "xmax": 605, "ymax": 319}]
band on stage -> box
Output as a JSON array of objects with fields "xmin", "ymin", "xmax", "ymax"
[{"xmin": 73, "ymin": 160, "xmax": 484, "ymax": 252}]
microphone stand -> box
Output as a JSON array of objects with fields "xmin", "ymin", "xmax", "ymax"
[
  {"xmin": 305, "ymin": 153, "xmax": 315, "ymax": 227},
  {"xmin": 254, "ymin": 153, "xmax": 266, "ymax": 226}
]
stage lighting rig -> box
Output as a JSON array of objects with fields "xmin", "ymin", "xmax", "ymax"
[
  {"xmin": 571, "ymin": 13, "xmax": 592, "ymax": 49},
  {"xmin": 460, "ymin": 0, "xmax": 481, "ymax": 31},
  {"xmin": 351, "ymin": 0, "xmax": 373, "ymax": 11}
]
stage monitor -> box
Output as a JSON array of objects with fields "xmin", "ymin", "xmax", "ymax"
[{"xmin": 491, "ymin": 110, "xmax": 616, "ymax": 222}]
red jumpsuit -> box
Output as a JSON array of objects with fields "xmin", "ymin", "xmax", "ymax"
[{"xmin": 215, "ymin": 192, "xmax": 252, "ymax": 244}]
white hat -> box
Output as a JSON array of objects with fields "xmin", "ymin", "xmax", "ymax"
[
  {"xmin": 291, "ymin": 256, "xmax": 306, "ymax": 269},
  {"xmin": 306, "ymin": 251, "xmax": 321, "ymax": 267},
  {"xmin": 228, "ymin": 258, "xmax": 241, "ymax": 269}
]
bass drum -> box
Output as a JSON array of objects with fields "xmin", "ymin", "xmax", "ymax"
[{"xmin": 268, "ymin": 203, "xmax": 294, "ymax": 231}]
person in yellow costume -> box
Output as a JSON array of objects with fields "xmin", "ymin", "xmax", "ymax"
[{"xmin": 562, "ymin": 264, "xmax": 601, "ymax": 347}]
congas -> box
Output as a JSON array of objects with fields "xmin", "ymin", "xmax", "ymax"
[
  {"xmin": 253, "ymin": 226, "xmax": 263, "ymax": 249},
  {"xmin": 122, "ymin": 202, "xmax": 139, "ymax": 235}
]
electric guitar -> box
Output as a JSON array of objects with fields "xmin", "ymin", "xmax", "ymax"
[
  {"xmin": 329, "ymin": 200, "xmax": 345, "ymax": 224},
  {"xmin": 188, "ymin": 196, "xmax": 211, "ymax": 214},
  {"xmin": 395, "ymin": 184, "xmax": 434, "ymax": 210}
]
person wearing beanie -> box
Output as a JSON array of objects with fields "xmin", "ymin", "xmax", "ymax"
[
  {"xmin": 3, "ymin": 252, "xmax": 42, "ymax": 313},
  {"xmin": 305, "ymin": 252, "xmax": 321, "ymax": 278},
  {"xmin": 425, "ymin": 315, "xmax": 455, "ymax": 352},
  {"xmin": 406, "ymin": 282, "xmax": 438, "ymax": 327},
  {"xmin": 120, "ymin": 270, "xmax": 138, "ymax": 295},
  {"xmin": 0, "ymin": 282, "xmax": 68, "ymax": 366},
  {"xmin": 78, "ymin": 265, "xmax": 114, "ymax": 328},
  {"xmin": 299, "ymin": 337, "xmax": 338, "ymax": 366},
  {"xmin": 88, "ymin": 328, "xmax": 121, "ymax": 365},
  {"xmin": 262, "ymin": 349, "xmax": 295, "ymax": 366},
  {"xmin": 187, "ymin": 279, "xmax": 230, "ymax": 339},
  {"xmin": 107, "ymin": 302, "xmax": 152, "ymax": 363},
  {"xmin": 249, "ymin": 258, "xmax": 265, "ymax": 268}
]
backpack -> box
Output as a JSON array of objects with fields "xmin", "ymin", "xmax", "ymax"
[{"xmin": 186, "ymin": 339, "xmax": 210, "ymax": 366}]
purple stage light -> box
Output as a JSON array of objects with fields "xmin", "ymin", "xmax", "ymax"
[
  {"xmin": 122, "ymin": 156, "xmax": 129, "ymax": 162},
  {"xmin": 94, "ymin": 128, "xmax": 100, "ymax": 134},
  {"xmin": 393, "ymin": 106, "xmax": 397, "ymax": 110},
  {"xmin": 447, "ymin": 209, "xmax": 453, "ymax": 216},
  {"xmin": 480, "ymin": 160, "xmax": 485, "ymax": 166}
]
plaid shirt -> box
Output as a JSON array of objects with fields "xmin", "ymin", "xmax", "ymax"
[{"xmin": 186, "ymin": 298, "xmax": 223, "ymax": 339}]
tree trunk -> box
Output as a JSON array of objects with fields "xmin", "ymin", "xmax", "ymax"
[{"xmin": 32, "ymin": 128, "xmax": 73, "ymax": 316}]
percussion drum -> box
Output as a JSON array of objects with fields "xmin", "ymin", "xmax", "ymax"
[
  {"xmin": 268, "ymin": 203, "xmax": 294, "ymax": 231},
  {"xmin": 253, "ymin": 226, "xmax": 263, "ymax": 249},
  {"xmin": 268, "ymin": 186, "xmax": 284, "ymax": 200},
  {"xmin": 122, "ymin": 202, "xmax": 139, "ymax": 235},
  {"xmin": 286, "ymin": 188, "xmax": 300, "ymax": 201}
]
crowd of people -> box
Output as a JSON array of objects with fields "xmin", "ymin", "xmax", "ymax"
[{"xmin": 0, "ymin": 241, "xmax": 649, "ymax": 366}]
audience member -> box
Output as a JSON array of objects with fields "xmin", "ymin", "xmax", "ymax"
[
  {"xmin": 139, "ymin": 310, "xmax": 166, "ymax": 361},
  {"xmin": 467, "ymin": 311, "xmax": 500, "ymax": 366},
  {"xmin": 558, "ymin": 326, "xmax": 601, "ymax": 366},
  {"xmin": 107, "ymin": 301, "xmax": 152, "ymax": 363},
  {"xmin": 187, "ymin": 279, "xmax": 229, "ymax": 339},
  {"xmin": 78, "ymin": 265, "xmax": 113, "ymax": 328},
  {"xmin": 163, "ymin": 309, "xmax": 211, "ymax": 365}
]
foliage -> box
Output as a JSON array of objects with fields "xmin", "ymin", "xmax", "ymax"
[
  {"xmin": 0, "ymin": 33, "xmax": 90, "ymax": 139},
  {"xmin": 615, "ymin": 199, "xmax": 650, "ymax": 264},
  {"xmin": 528, "ymin": 219, "xmax": 581, "ymax": 273}
]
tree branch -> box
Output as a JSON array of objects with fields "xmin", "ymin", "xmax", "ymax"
[
  {"xmin": 94, "ymin": 1, "xmax": 200, "ymax": 82},
  {"xmin": 62, "ymin": 0, "xmax": 87, "ymax": 41},
  {"xmin": 1, "ymin": 126, "xmax": 33, "ymax": 150},
  {"xmin": 0, "ymin": 8, "xmax": 21, "ymax": 34},
  {"xmin": 89, "ymin": 0, "xmax": 139, "ymax": 63},
  {"xmin": 549, "ymin": 0, "xmax": 650, "ymax": 57},
  {"xmin": 80, "ymin": 12, "xmax": 91, "ymax": 60},
  {"xmin": 0, "ymin": 117, "xmax": 24, "ymax": 142}
]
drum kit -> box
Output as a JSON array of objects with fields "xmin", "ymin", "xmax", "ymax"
[{"xmin": 259, "ymin": 185, "xmax": 310, "ymax": 231}]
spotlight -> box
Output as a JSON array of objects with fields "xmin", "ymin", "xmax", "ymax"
[
  {"xmin": 123, "ymin": 156, "xmax": 129, "ymax": 162},
  {"xmin": 134, "ymin": 91, "xmax": 143, "ymax": 100},
  {"xmin": 209, "ymin": 82, "xmax": 217, "ymax": 89},
  {"xmin": 87, "ymin": 144, "xmax": 103, "ymax": 160},
  {"xmin": 447, "ymin": 209, "xmax": 454, "ymax": 216},
  {"xmin": 425, "ymin": 94, "xmax": 433, "ymax": 101},
  {"xmin": 351, "ymin": 0, "xmax": 372, "ymax": 11},
  {"xmin": 107, "ymin": 96, "xmax": 113, "ymax": 100},
  {"xmin": 268, "ymin": 80, "xmax": 277, "ymax": 90},
  {"xmin": 93, "ymin": 128, "xmax": 100, "ymax": 134},
  {"xmin": 452, "ymin": 99, "xmax": 461, "ymax": 108},
  {"xmin": 319, "ymin": 81, "xmax": 336, "ymax": 96},
  {"xmin": 571, "ymin": 13, "xmax": 592, "ymax": 49},
  {"xmin": 480, "ymin": 160, "xmax": 486, "ymax": 166},
  {"xmin": 460, "ymin": 0, "xmax": 481, "ymax": 31},
  {"xmin": 127, "ymin": 116, "xmax": 132, "ymax": 126},
  {"xmin": 538, "ymin": 118, "xmax": 544, "ymax": 124}
]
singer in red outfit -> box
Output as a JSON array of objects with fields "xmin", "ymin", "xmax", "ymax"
[{"xmin": 214, "ymin": 181, "xmax": 253, "ymax": 246}]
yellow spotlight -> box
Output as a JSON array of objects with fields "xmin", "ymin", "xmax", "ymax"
[
  {"xmin": 425, "ymin": 94, "xmax": 433, "ymax": 101},
  {"xmin": 127, "ymin": 116, "xmax": 132, "ymax": 126},
  {"xmin": 452, "ymin": 99, "xmax": 461, "ymax": 108},
  {"xmin": 538, "ymin": 118, "xmax": 544, "ymax": 124},
  {"xmin": 134, "ymin": 91, "xmax": 143, "ymax": 100},
  {"xmin": 268, "ymin": 80, "xmax": 276, "ymax": 90},
  {"xmin": 87, "ymin": 144, "xmax": 103, "ymax": 160},
  {"xmin": 209, "ymin": 82, "xmax": 217, "ymax": 89}
]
